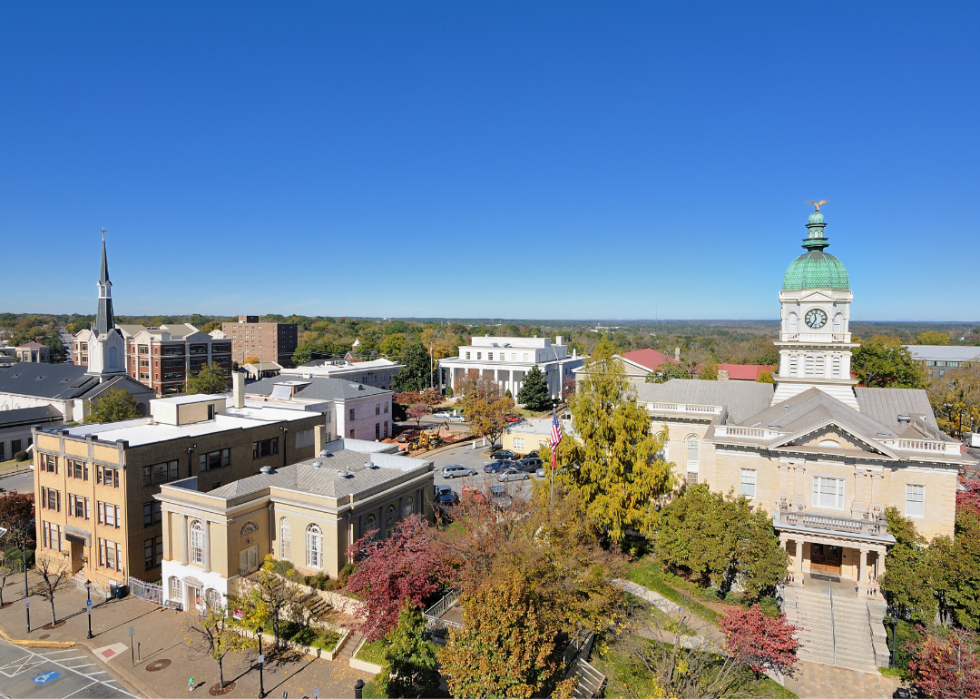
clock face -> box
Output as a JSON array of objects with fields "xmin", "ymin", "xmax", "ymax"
[{"xmin": 805, "ymin": 308, "xmax": 828, "ymax": 329}]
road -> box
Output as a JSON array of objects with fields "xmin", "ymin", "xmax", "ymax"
[
  {"xmin": 0, "ymin": 638, "xmax": 134, "ymax": 699},
  {"xmin": 0, "ymin": 470, "xmax": 34, "ymax": 495},
  {"xmin": 425, "ymin": 442, "xmax": 541, "ymax": 502}
]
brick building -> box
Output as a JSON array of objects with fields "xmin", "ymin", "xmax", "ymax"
[
  {"xmin": 31, "ymin": 376, "xmax": 324, "ymax": 588},
  {"xmin": 221, "ymin": 316, "xmax": 298, "ymax": 367}
]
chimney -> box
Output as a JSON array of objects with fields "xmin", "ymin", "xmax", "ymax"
[
  {"xmin": 718, "ymin": 369, "xmax": 730, "ymax": 381},
  {"xmin": 314, "ymin": 424, "xmax": 327, "ymax": 455},
  {"xmin": 232, "ymin": 371, "xmax": 245, "ymax": 409},
  {"xmin": 572, "ymin": 349, "xmax": 577, "ymax": 359},
  {"xmin": 555, "ymin": 335, "xmax": 564, "ymax": 346},
  {"xmin": 674, "ymin": 347, "xmax": 680, "ymax": 362}
]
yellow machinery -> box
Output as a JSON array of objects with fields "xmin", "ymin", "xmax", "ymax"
[{"xmin": 410, "ymin": 428, "xmax": 443, "ymax": 452}]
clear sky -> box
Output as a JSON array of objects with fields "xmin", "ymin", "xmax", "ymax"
[{"xmin": 2, "ymin": 2, "xmax": 978, "ymax": 321}]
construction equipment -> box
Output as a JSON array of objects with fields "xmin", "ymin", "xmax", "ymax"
[{"xmin": 410, "ymin": 428, "xmax": 443, "ymax": 452}]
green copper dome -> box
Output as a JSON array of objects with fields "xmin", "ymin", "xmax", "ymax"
[{"xmin": 782, "ymin": 207, "xmax": 850, "ymax": 291}]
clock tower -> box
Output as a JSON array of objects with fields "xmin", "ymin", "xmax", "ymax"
[{"xmin": 772, "ymin": 205, "xmax": 859, "ymax": 408}]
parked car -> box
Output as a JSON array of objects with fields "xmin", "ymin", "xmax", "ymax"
[
  {"xmin": 432, "ymin": 411, "xmax": 451, "ymax": 419},
  {"xmin": 442, "ymin": 465, "xmax": 477, "ymax": 479},
  {"xmin": 505, "ymin": 414, "xmax": 522, "ymax": 423},
  {"xmin": 397, "ymin": 428, "xmax": 422, "ymax": 443},
  {"xmin": 484, "ymin": 460, "xmax": 513, "ymax": 474},
  {"xmin": 433, "ymin": 484, "xmax": 459, "ymax": 506},
  {"xmin": 447, "ymin": 414, "xmax": 465, "ymax": 422},
  {"xmin": 489, "ymin": 485, "xmax": 512, "ymax": 509},
  {"xmin": 514, "ymin": 457, "xmax": 543, "ymax": 473},
  {"xmin": 496, "ymin": 468, "xmax": 529, "ymax": 482},
  {"xmin": 461, "ymin": 485, "xmax": 486, "ymax": 504},
  {"xmin": 535, "ymin": 467, "xmax": 546, "ymax": 478},
  {"xmin": 490, "ymin": 450, "xmax": 517, "ymax": 461}
]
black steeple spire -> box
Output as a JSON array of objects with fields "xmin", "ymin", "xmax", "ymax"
[{"xmin": 94, "ymin": 229, "xmax": 115, "ymax": 335}]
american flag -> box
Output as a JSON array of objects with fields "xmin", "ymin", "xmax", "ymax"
[{"xmin": 549, "ymin": 412, "xmax": 563, "ymax": 450}]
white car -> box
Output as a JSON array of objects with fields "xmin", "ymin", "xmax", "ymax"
[
  {"xmin": 433, "ymin": 411, "xmax": 451, "ymax": 419},
  {"xmin": 442, "ymin": 465, "xmax": 477, "ymax": 479},
  {"xmin": 447, "ymin": 414, "xmax": 466, "ymax": 423}
]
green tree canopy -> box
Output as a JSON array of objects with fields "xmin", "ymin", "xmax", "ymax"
[
  {"xmin": 516, "ymin": 366, "xmax": 551, "ymax": 411},
  {"xmin": 83, "ymin": 388, "xmax": 142, "ymax": 424},
  {"xmin": 645, "ymin": 361, "xmax": 691, "ymax": 383},
  {"xmin": 379, "ymin": 602, "xmax": 441, "ymax": 699},
  {"xmin": 916, "ymin": 330, "xmax": 951, "ymax": 346},
  {"xmin": 185, "ymin": 364, "xmax": 229, "ymax": 395},
  {"xmin": 880, "ymin": 507, "xmax": 939, "ymax": 624},
  {"xmin": 379, "ymin": 333, "xmax": 408, "ymax": 357},
  {"xmin": 392, "ymin": 342, "xmax": 433, "ymax": 393},
  {"xmin": 852, "ymin": 335, "xmax": 927, "ymax": 388}
]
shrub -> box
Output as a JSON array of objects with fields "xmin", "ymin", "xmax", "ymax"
[
  {"xmin": 305, "ymin": 572, "xmax": 332, "ymax": 591},
  {"xmin": 720, "ymin": 605, "xmax": 800, "ymax": 677},
  {"xmin": 338, "ymin": 562, "xmax": 355, "ymax": 586},
  {"xmin": 13, "ymin": 451, "xmax": 28, "ymax": 463}
]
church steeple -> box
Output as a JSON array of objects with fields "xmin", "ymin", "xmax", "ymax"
[{"xmin": 94, "ymin": 229, "xmax": 115, "ymax": 336}]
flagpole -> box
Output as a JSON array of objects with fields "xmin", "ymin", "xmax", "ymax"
[{"xmin": 550, "ymin": 406, "xmax": 556, "ymax": 510}]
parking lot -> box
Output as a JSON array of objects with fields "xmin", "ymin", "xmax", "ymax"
[
  {"xmin": 426, "ymin": 442, "xmax": 544, "ymax": 503},
  {"xmin": 0, "ymin": 639, "xmax": 135, "ymax": 699}
]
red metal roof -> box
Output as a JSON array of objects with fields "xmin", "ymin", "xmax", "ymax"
[
  {"xmin": 620, "ymin": 349, "xmax": 679, "ymax": 371},
  {"xmin": 717, "ymin": 364, "xmax": 774, "ymax": 381}
]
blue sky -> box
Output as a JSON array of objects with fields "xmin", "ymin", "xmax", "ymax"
[{"xmin": 2, "ymin": 2, "xmax": 978, "ymax": 321}]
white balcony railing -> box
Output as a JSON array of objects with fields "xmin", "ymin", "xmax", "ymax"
[
  {"xmin": 647, "ymin": 402, "xmax": 722, "ymax": 416},
  {"xmin": 779, "ymin": 333, "xmax": 851, "ymax": 343}
]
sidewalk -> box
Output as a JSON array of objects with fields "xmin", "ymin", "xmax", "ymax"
[{"xmin": 0, "ymin": 576, "xmax": 370, "ymax": 698}]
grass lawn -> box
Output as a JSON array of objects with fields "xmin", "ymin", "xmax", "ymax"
[
  {"xmin": 628, "ymin": 557, "xmax": 722, "ymax": 625},
  {"xmin": 356, "ymin": 639, "xmax": 387, "ymax": 666},
  {"xmin": 0, "ymin": 459, "xmax": 30, "ymax": 473},
  {"xmin": 593, "ymin": 641, "xmax": 797, "ymax": 699}
]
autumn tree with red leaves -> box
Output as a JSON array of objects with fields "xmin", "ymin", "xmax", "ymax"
[
  {"xmin": 0, "ymin": 492, "xmax": 35, "ymax": 549},
  {"xmin": 958, "ymin": 480, "xmax": 980, "ymax": 519},
  {"xmin": 907, "ymin": 627, "xmax": 980, "ymax": 699},
  {"xmin": 407, "ymin": 403, "xmax": 431, "ymax": 427},
  {"xmin": 344, "ymin": 515, "xmax": 442, "ymax": 641},
  {"xmin": 720, "ymin": 605, "xmax": 800, "ymax": 678}
]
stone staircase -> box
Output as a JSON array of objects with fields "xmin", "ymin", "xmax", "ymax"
[
  {"xmin": 569, "ymin": 658, "xmax": 606, "ymax": 698},
  {"xmin": 336, "ymin": 629, "xmax": 365, "ymax": 664},
  {"xmin": 783, "ymin": 579, "xmax": 884, "ymax": 674}
]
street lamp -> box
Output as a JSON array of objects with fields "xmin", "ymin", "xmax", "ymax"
[
  {"xmin": 21, "ymin": 536, "xmax": 29, "ymax": 633},
  {"xmin": 256, "ymin": 625, "xmax": 266, "ymax": 698},
  {"xmin": 85, "ymin": 580, "xmax": 93, "ymax": 639},
  {"xmin": 279, "ymin": 426, "xmax": 288, "ymax": 469}
]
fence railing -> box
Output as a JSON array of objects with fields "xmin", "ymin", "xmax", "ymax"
[
  {"xmin": 424, "ymin": 588, "xmax": 462, "ymax": 634},
  {"xmin": 127, "ymin": 577, "xmax": 164, "ymax": 606}
]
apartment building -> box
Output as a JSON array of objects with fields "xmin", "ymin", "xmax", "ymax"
[
  {"xmin": 157, "ymin": 435, "xmax": 434, "ymax": 610},
  {"xmin": 221, "ymin": 316, "xmax": 298, "ymax": 367},
  {"xmin": 75, "ymin": 324, "xmax": 233, "ymax": 396},
  {"xmin": 31, "ymin": 379, "xmax": 324, "ymax": 589}
]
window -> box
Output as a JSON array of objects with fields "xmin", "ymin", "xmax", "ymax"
[
  {"xmin": 374, "ymin": 423, "xmax": 379, "ymax": 440},
  {"xmin": 279, "ymin": 517, "xmax": 291, "ymax": 560},
  {"xmin": 190, "ymin": 521, "xmax": 205, "ymax": 564},
  {"xmin": 349, "ymin": 429, "xmax": 355, "ymax": 438},
  {"xmin": 189, "ymin": 344, "xmax": 208, "ymax": 355},
  {"xmin": 788, "ymin": 312, "xmax": 799, "ymax": 333},
  {"xmin": 833, "ymin": 313, "xmax": 843, "ymax": 333},
  {"xmin": 162, "ymin": 346, "xmax": 184, "ymax": 356},
  {"xmin": 687, "ymin": 472, "xmax": 698, "ymax": 485},
  {"xmin": 349, "ymin": 408, "xmax": 355, "ymax": 422},
  {"xmin": 170, "ymin": 577, "xmax": 182, "ymax": 602},
  {"xmin": 384, "ymin": 403, "xmax": 388, "ymax": 414},
  {"xmin": 240, "ymin": 545, "xmax": 258, "ymax": 574},
  {"xmin": 252, "ymin": 438, "xmax": 279, "ymax": 459},
  {"xmin": 144, "ymin": 460, "xmax": 179, "ymax": 486},
  {"xmin": 364, "ymin": 513, "xmax": 378, "ymax": 539},
  {"xmin": 145, "ymin": 536, "xmax": 163, "ymax": 571},
  {"xmin": 523, "ymin": 353, "xmax": 529, "ymax": 362},
  {"xmin": 815, "ymin": 355, "xmax": 825, "ymax": 376},
  {"xmin": 515, "ymin": 438, "xmax": 525, "ymax": 450},
  {"xmin": 465, "ymin": 352, "xmax": 471, "ymax": 360},
  {"xmin": 740, "ymin": 469, "xmax": 756, "ymax": 498},
  {"xmin": 68, "ymin": 460, "xmax": 88, "ymax": 480},
  {"xmin": 43, "ymin": 522, "xmax": 62, "ymax": 550},
  {"xmin": 222, "ymin": 448, "xmax": 230, "ymax": 467},
  {"xmin": 143, "ymin": 501, "xmax": 162, "ymax": 526},
  {"xmin": 403, "ymin": 496, "xmax": 414, "ymax": 517},
  {"xmin": 42, "ymin": 487, "xmax": 61, "ymax": 511},
  {"xmin": 812, "ymin": 477, "xmax": 845, "ymax": 510},
  {"xmin": 906, "ymin": 484, "xmax": 925, "ymax": 518},
  {"xmin": 789, "ymin": 354, "xmax": 799, "ymax": 376},
  {"xmin": 139, "ymin": 345, "xmax": 149, "ymax": 354},
  {"xmin": 41, "ymin": 454, "xmax": 58, "ymax": 473},
  {"xmin": 832, "ymin": 354, "xmax": 841, "ymax": 377},
  {"xmin": 100, "ymin": 539, "xmax": 120, "ymax": 570},
  {"xmin": 306, "ymin": 524, "xmax": 323, "ymax": 569},
  {"xmin": 98, "ymin": 465, "xmax": 120, "ymax": 487},
  {"xmin": 805, "ymin": 355, "xmax": 815, "ymax": 376},
  {"xmin": 375, "ymin": 403, "xmax": 380, "ymax": 415},
  {"xmin": 686, "ymin": 436, "xmax": 699, "ymax": 465},
  {"xmin": 69, "ymin": 494, "xmax": 89, "ymax": 519},
  {"xmin": 476, "ymin": 352, "xmax": 482, "ymax": 360},
  {"xmin": 488, "ymin": 352, "xmax": 493, "ymax": 361},
  {"xmin": 99, "ymin": 501, "xmax": 120, "ymax": 528},
  {"xmin": 383, "ymin": 421, "xmax": 388, "ymax": 438}
]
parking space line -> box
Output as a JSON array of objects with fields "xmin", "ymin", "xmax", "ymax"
[{"xmin": 60, "ymin": 681, "xmax": 99, "ymax": 699}]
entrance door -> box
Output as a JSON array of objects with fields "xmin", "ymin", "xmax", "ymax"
[
  {"xmin": 69, "ymin": 541, "xmax": 84, "ymax": 575},
  {"xmin": 187, "ymin": 586, "xmax": 200, "ymax": 612},
  {"xmin": 810, "ymin": 543, "xmax": 842, "ymax": 574}
]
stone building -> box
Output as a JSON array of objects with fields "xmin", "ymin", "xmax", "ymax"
[{"xmin": 156, "ymin": 434, "xmax": 434, "ymax": 611}]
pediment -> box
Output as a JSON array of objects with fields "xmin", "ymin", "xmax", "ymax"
[
  {"xmin": 798, "ymin": 290, "xmax": 836, "ymax": 303},
  {"xmin": 769, "ymin": 418, "xmax": 898, "ymax": 460}
]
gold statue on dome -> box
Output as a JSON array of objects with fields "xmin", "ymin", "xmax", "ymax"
[{"xmin": 805, "ymin": 200, "xmax": 829, "ymax": 211}]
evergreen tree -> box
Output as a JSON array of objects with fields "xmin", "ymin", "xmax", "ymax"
[
  {"xmin": 392, "ymin": 342, "xmax": 433, "ymax": 393},
  {"xmin": 880, "ymin": 507, "xmax": 938, "ymax": 624},
  {"xmin": 852, "ymin": 336, "xmax": 927, "ymax": 388},
  {"xmin": 516, "ymin": 366, "xmax": 551, "ymax": 411},
  {"xmin": 83, "ymin": 388, "xmax": 142, "ymax": 424},
  {"xmin": 380, "ymin": 602, "xmax": 441, "ymax": 699}
]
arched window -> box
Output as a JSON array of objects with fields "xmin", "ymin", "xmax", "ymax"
[
  {"xmin": 402, "ymin": 497, "xmax": 414, "ymax": 518},
  {"xmin": 190, "ymin": 521, "xmax": 204, "ymax": 564},
  {"xmin": 108, "ymin": 346, "xmax": 118, "ymax": 369},
  {"xmin": 686, "ymin": 436, "xmax": 699, "ymax": 465},
  {"xmin": 833, "ymin": 313, "xmax": 843, "ymax": 333},
  {"xmin": 240, "ymin": 521, "xmax": 259, "ymax": 537},
  {"xmin": 788, "ymin": 313, "xmax": 799, "ymax": 333},
  {"xmin": 169, "ymin": 576, "xmax": 182, "ymax": 602},
  {"xmin": 789, "ymin": 353, "xmax": 799, "ymax": 376},
  {"xmin": 279, "ymin": 517, "xmax": 291, "ymax": 560},
  {"xmin": 204, "ymin": 588, "xmax": 220, "ymax": 609},
  {"xmin": 386, "ymin": 504, "xmax": 397, "ymax": 522},
  {"xmin": 819, "ymin": 439, "xmax": 840, "ymax": 448},
  {"xmin": 306, "ymin": 524, "xmax": 323, "ymax": 569},
  {"xmin": 364, "ymin": 513, "xmax": 378, "ymax": 540}
]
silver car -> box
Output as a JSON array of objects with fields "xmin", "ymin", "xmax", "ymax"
[
  {"xmin": 441, "ymin": 465, "xmax": 477, "ymax": 479},
  {"xmin": 496, "ymin": 468, "xmax": 529, "ymax": 482}
]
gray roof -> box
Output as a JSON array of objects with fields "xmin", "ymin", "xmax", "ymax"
[
  {"xmin": 855, "ymin": 388, "xmax": 940, "ymax": 431},
  {"xmin": 904, "ymin": 345, "xmax": 980, "ymax": 362},
  {"xmin": 209, "ymin": 450, "xmax": 429, "ymax": 500},
  {"xmin": 0, "ymin": 405, "xmax": 62, "ymax": 427},
  {"xmin": 0, "ymin": 364, "xmax": 152, "ymax": 401},
  {"xmin": 742, "ymin": 388, "xmax": 902, "ymax": 439},
  {"xmin": 245, "ymin": 376, "xmax": 389, "ymax": 402},
  {"xmin": 635, "ymin": 379, "xmax": 775, "ymax": 424}
]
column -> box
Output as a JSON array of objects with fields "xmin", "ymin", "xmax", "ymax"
[
  {"xmin": 777, "ymin": 463, "xmax": 790, "ymax": 504},
  {"xmin": 203, "ymin": 520, "xmax": 211, "ymax": 573},
  {"xmin": 870, "ymin": 473, "xmax": 884, "ymax": 514},
  {"xmin": 508, "ymin": 369, "xmax": 514, "ymax": 396},
  {"xmin": 852, "ymin": 470, "xmax": 868, "ymax": 517},
  {"xmin": 793, "ymin": 463, "xmax": 806, "ymax": 505},
  {"xmin": 182, "ymin": 515, "xmax": 189, "ymax": 564},
  {"xmin": 858, "ymin": 548, "xmax": 868, "ymax": 584}
]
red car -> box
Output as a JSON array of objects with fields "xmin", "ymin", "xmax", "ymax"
[
  {"xmin": 505, "ymin": 415, "xmax": 522, "ymax": 423},
  {"xmin": 461, "ymin": 485, "xmax": 486, "ymax": 504}
]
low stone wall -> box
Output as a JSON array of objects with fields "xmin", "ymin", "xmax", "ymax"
[{"xmin": 313, "ymin": 587, "xmax": 366, "ymax": 618}]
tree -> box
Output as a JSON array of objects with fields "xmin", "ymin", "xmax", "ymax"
[
  {"xmin": 392, "ymin": 342, "xmax": 433, "ymax": 393},
  {"xmin": 380, "ymin": 333, "xmax": 409, "ymax": 357},
  {"xmin": 929, "ymin": 364, "xmax": 980, "ymax": 438},
  {"xmin": 756, "ymin": 370, "xmax": 774, "ymax": 383},
  {"xmin": 467, "ymin": 393, "xmax": 514, "ymax": 449},
  {"xmin": 517, "ymin": 366, "xmax": 552, "ymax": 411},
  {"xmin": 83, "ymin": 388, "xmax": 141, "ymax": 424},
  {"xmin": 645, "ymin": 362, "xmax": 691, "ymax": 383},
  {"xmin": 243, "ymin": 355, "xmax": 260, "ymax": 365},
  {"xmin": 916, "ymin": 330, "xmax": 951, "ymax": 346},
  {"xmin": 244, "ymin": 555, "xmax": 309, "ymax": 651},
  {"xmin": 438, "ymin": 570, "xmax": 575, "ymax": 699},
  {"xmin": 31, "ymin": 557, "xmax": 72, "ymax": 625},
  {"xmin": 185, "ymin": 363, "xmax": 228, "ymax": 395},
  {"xmin": 188, "ymin": 601, "xmax": 254, "ymax": 691},
  {"xmin": 379, "ymin": 601, "xmax": 441, "ymax": 699},
  {"xmin": 562, "ymin": 376, "xmax": 576, "ymax": 400},
  {"xmin": 344, "ymin": 515, "xmax": 442, "ymax": 641},
  {"xmin": 720, "ymin": 606, "xmax": 800, "ymax": 678},
  {"xmin": 655, "ymin": 484, "xmax": 787, "ymax": 598},
  {"xmin": 851, "ymin": 335, "xmax": 927, "ymax": 388},
  {"xmin": 906, "ymin": 627, "xmax": 980, "ymax": 699},
  {"xmin": 0, "ymin": 492, "xmax": 35, "ymax": 550},
  {"xmin": 201, "ymin": 320, "xmax": 222, "ymax": 334},
  {"xmin": 698, "ymin": 362, "xmax": 719, "ymax": 381},
  {"xmin": 879, "ymin": 507, "xmax": 938, "ymax": 624},
  {"xmin": 931, "ymin": 508, "xmax": 980, "ymax": 630},
  {"xmin": 407, "ymin": 403, "xmax": 431, "ymax": 427},
  {"xmin": 560, "ymin": 339, "xmax": 674, "ymax": 544}
]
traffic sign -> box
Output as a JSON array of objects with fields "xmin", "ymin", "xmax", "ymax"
[
  {"xmin": 129, "ymin": 625, "xmax": 135, "ymax": 636},
  {"xmin": 32, "ymin": 671, "xmax": 61, "ymax": 684},
  {"xmin": 87, "ymin": 599, "xmax": 92, "ymax": 606}
]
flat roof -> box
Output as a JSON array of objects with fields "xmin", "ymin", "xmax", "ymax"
[
  {"xmin": 155, "ymin": 394, "xmax": 226, "ymax": 405},
  {"xmin": 904, "ymin": 345, "xmax": 980, "ymax": 362}
]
